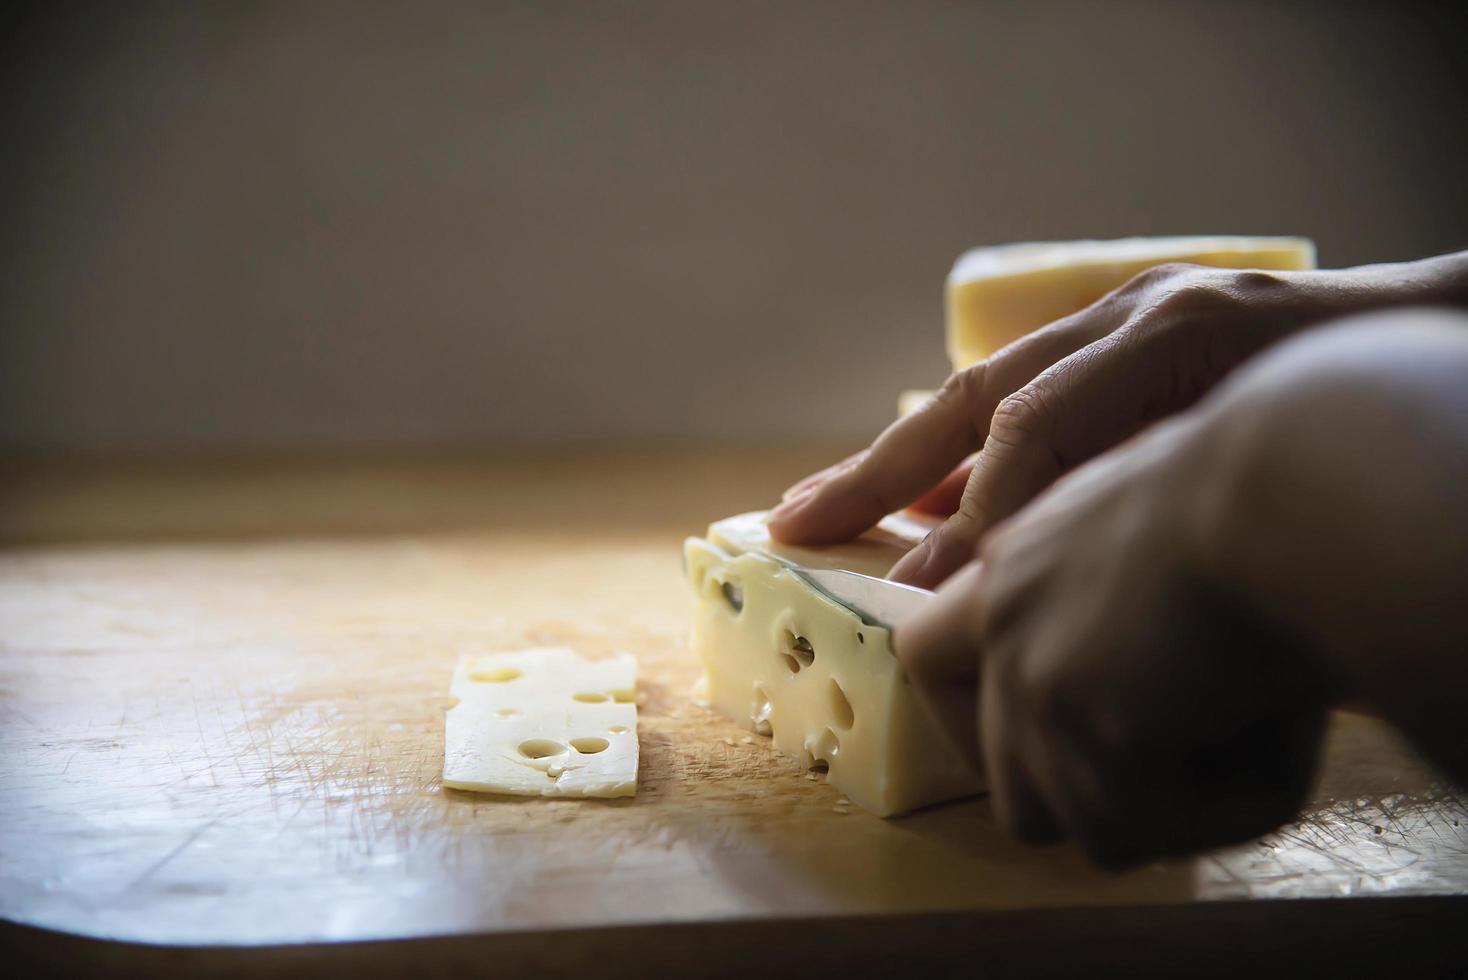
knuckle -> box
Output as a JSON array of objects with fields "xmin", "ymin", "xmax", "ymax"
[
  {"xmin": 1124, "ymin": 260, "xmax": 1199, "ymax": 293},
  {"xmin": 988, "ymin": 385, "xmax": 1052, "ymax": 450},
  {"xmin": 1157, "ymin": 279, "xmax": 1222, "ymax": 315},
  {"xmin": 1231, "ymin": 268, "xmax": 1287, "ymax": 292},
  {"xmin": 1128, "ymin": 276, "xmax": 1238, "ymax": 342},
  {"xmin": 934, "ymin": 362, "xmax": 991, "ymax": 437}
]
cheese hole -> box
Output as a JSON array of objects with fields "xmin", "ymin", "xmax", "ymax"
[
  {"xmin": 751, "ymin": 685, "xmax": 773, "ymax": 736},
  {"xmin": 721, "ymin": 581, "xmax": 744, "ymax": 614},
  {"xmin": 780, "ymin": 630, "xmax": 814, "ymax": 673},
  {"xmin": 572, "ymin": 692, "xmax": 609, "ymax": 703},
  {"xmin": 611, "ymin": 689, "xmax": 636, "ymax": 703},
  {"xmin": 571, "ymin": 737, "xmax": 610, "ymax": 754},
  {"xmin": 446, "ymin": 696, "xmax": 461, "ymax": 710},
  {"xmin": 497, "ymin": 708, "xmax": 520, "ymax": 718},
  {"xmin": 813, "ymin": 728, "xmax": 840, "ymax": 763},
  {"xmin": 607, "ymin": 725, "xmax": 629, "ymax": 735},
  {"xmin": 470, "ymin": 667, "xmax": 522, "ymax": 683},
  {"xmin": 828, "ymin": 680, "xmax": 854, "ymax": 730},
  {"xmin": 857, "ymin": 632, "xmax": 865, "ymax": 645},
  {"xmin": 518, "ymin": 738, "xmax": 566, "ymax": 759},
  {"xmin": 810, "ymin": 759, "xmax": 829, "ymax": 774}
]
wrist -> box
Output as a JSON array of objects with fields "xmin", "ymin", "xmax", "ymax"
[{"xmin": 1286, "ymin": 249, "xmax": 1468, "ymax": 316}]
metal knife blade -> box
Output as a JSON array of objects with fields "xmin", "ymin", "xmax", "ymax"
[{"xmin": 791, "ymin": 566, "xmax": 935, "ymax": 630}]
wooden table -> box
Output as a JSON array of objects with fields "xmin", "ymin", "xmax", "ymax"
[{"xmin": 2, "ymin": 450, "xmax": 1464, "ymax": 976}]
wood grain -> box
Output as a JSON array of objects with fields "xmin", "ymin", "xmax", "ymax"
[{"xmin": 1, "ymin": 450, "xmax": 1464, "ymax": 950}]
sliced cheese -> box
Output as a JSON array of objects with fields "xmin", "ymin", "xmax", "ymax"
[
  {"xmin": 684, "ymin": 511, "xmax": 981, "ymax": 817},
  {"xmin": 443, "ymin": 647, "xmax": 638, "ymax": 798},
  {"xmin": 947, "ymin": 235, "xmax": 1317, "ymax": 369}
]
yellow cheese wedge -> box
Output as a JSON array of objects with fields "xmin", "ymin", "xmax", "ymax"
[
  {"xmin": 946, "ymin": 235, "xmax": 1317, "ymax": 369},
  {"xmin": 684, "ymin": 511, "xmax": 982, "ymax": 817}
]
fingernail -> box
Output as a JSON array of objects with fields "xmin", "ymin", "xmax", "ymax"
[{"xmin": 889, "ymin": 533, "xmax": 936, "ymax": 585}]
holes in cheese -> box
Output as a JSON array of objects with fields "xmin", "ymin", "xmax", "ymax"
[
  {"xmin": 781, "ymin": 630, "xmax": 815, "ymax": 673},
  {"xmin": 721, "ymin": 580, "xmax": 744, "ymax": 614},
  {"xmin": 570, "ymin": 737, "xmax": 610, "ymax": 754},
  {"xmin": 751, "ymin": 684, "xmax": 773, "ymax": 735},
  {"xmin": 828, "ymin": 680, "xmax": 854, "ymax": 730},
  {"xmin": 442, "ymin": 647, "xmax": 639, "ymax": 799},
  {"xmin": 470, "ymin": 666, "xmax": 522, "ymax": 683},
  {"xmin": 518, "ymin": 738, "xmax": 566, "ymax": 759},
  {"xmin": 812, "ymin": 727, "xmax": 840, "ymax": 764},
  {"xmin": 684, "ymin": 515, "xmax": 984, "ymax": 816}
]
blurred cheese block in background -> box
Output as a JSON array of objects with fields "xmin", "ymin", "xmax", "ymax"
[
  {"xmin": 684, "ymin": 511, "xmax": 982, "ymax": 816},
  {"xmin": 897, "ymin": 389, "xmax": 935, "ymax": 417},
  {"xmin": 946, "ymin": 235, "xmax": 1317, "ymax": 370}
]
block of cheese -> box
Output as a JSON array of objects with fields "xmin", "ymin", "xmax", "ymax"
[
  {"xmin": 947, "ymin": 235, "xmax": 1317, "ymax": 369},
  {"xmin": 897, "ymin": 389, "xmax": 935, "ymax": 417},
  {"xmin": 684, "ymin": 511, "xmax": 982, "ymax": 817},
  {"xmin": 443, "ymin": 647, "xmax": 638, "ymax": 798}
]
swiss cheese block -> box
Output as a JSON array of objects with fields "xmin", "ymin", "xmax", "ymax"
[
  {"xmin": 946, "ymin": 235, "xmax": 1317, "ymax": 369},
  {"xmin": 684, "ymin": 512, "xmax": 982, "ymax": 817},
  {"xmin": 443, "ymin": 647, "xmax": 638, "ymax": 798}
]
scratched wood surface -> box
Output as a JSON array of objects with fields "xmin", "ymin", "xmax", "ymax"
[{"xmin": 0, "ymin": 450, "xmax": 1464, "ymax": 947}]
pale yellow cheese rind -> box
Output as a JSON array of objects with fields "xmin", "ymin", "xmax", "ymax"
[
  {"xmin": 685, "ymin": 511, "xmax": 981, "ymax": 817},
  {"xmin": 946, "ymin": 235, "xmax": 1317, "ymax": 369}
]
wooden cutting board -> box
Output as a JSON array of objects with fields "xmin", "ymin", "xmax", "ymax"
[{"xmin": 1, "ymin": 450, "xmax": 1464, "ymax": 963}]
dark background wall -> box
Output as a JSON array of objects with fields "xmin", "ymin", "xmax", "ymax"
[{"xmin": 2, "ymin": 0, "xmax": 1465, "ymax": 452}]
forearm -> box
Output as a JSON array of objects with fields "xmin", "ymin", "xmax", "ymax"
[{"xmin": 1192, "ymin": 309, "xmax": 1468, "ymax": 780}]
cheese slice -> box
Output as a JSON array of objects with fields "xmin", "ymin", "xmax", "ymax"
[
  {"xmin": 947, "ymin": 235, "xmax": 1317, "ymax": 369},
  {"xmin": 443, "ymin": 647, "xmax": 639, "ymax": 798},
  {"xmin": 684, "ymin": 511, "xmax": 982, "ymax": 817}
]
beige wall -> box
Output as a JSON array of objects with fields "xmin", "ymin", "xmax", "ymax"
[{"xmin": 2, "ymin": 0, "xmax": 1465, "ymax": 451}]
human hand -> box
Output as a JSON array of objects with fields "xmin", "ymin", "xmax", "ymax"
[
  {"xmin": 894, "ymin": 307, "xmax": 1468, "ymax": 865},
  {"xmin": 897, "ymin": 406, "xmax": 1333, "ymax": 867},
  {"xmin": 768, "ymin": 255, "xmax": 1468, "ymax": 587}
]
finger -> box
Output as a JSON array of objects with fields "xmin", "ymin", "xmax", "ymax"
[
  {"xmin": 888, "ymin": 435, "xmax": 1056, "ymax": 588},
  {"xmin": 767, "ymin": 371, "xmax": 991, "ymax": 545},
  {"xmin": 908, "ymin": 459, "xmax": 975, "ymax": 517},
  {"xmin": 894, "ymin": 561, "xmax": 986, "ymax": 769},
  {"xmin": 892, "ymin": 322, "xmax": 1200, "ymax": 586},
  {"xmin": 1032, "ymin": 730, "xmax": 1141, "ymax": 869},
  {"xmin": 980, "ymin": 645, "xmax": 1062, "ymax": 844},
  {"xmin": 781, "ymin": 451, "xmax": 866, "ymax": 501},
  {"xmin": 768, "ymin": 302, "xmax": 1129, "ymax": 546}
]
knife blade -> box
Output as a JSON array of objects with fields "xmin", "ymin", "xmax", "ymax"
[{"xmin": 790, "ymin": 565, "xmax": 935, "ymax": 630}]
